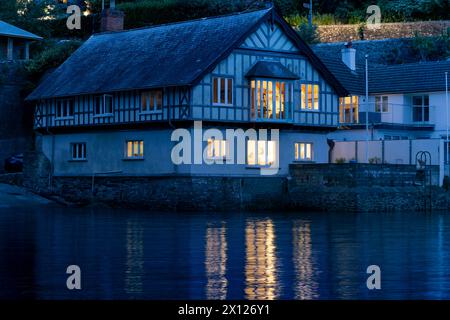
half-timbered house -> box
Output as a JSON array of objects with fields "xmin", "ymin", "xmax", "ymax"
[{"xmin": 27, "ymin": 7, "xmax": 346, "ymax": 178}]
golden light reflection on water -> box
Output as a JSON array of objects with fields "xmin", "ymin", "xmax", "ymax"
[
  {"xmin": 205, "ymin": 222, "xmax": 228, "ymax": 300},
  {"xmin": 245, "ymin": 219, "xmax": 279, "ymax": 300},
  {"xmin": 292, "ymin": 220, "xmax": 319, "ymax": 299},
  {"xmin": 125, "ymin": 220, "xmax": 144, "ymax": 296}
]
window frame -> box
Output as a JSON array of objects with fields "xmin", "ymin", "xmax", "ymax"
[
  {"xmin": 70, "ymin": 142, "xmax": 87, "ymax": 161},
  {"xmin": 375, "ymin": 96, "xmax": 389, "ymax": 113},
  {"xmin": 94, "ymin": 94, "xmax": 114, "ymax": 117},
  {"xmin": 246, "ymin": 139, "xmax": 277, "ymax": 167},
  {"xmin": 56, "ymin": 98, "xmax": 75, "ymax": 119},
  {"xmin": 250, "ymin": 78, "xmax": 294, "ymax": 121},
  {"xmin": 300, "ymin": 83, "xmax": 320, "ymax": 111},
  {"xmin": 212, "ymin": 76, "xmax": 234, "ymax": 106},
  {"xmin": 339, "ymin": 96, "xmax": 359, "ymax": 124},
  {"xmin": 294, "ymin": 142, "xmax": 313, "ymax": 162},
  {"xmin": 124, "ymin": 140, "xmax": 144, "ymax": 160},
  {"xmin": 140, "ymin": 89, "xmax": 163, "ymax": 114},
  {"xmin": 412, "ymin": 95, "xmax": 430, "ymax": 122},
  {"xmin": 206, "ymin": 138, "xmax": 229, "ymax": 161}
]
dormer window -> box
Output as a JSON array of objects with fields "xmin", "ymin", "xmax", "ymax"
[
  {"xmin": 94, "ymin": 94, "xmax": 113, "ymax": 116},
  {"xmin": 250, "ymin": 80, "xmax": 294, "ymax": 121},
  {"xmin": 246, "ymin": 61, "xmax": 298, "ymax": 122}
]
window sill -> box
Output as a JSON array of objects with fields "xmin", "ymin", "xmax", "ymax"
[
  {"xmin": 69, "ymin": 159, "xmax": 87, "ymax": 162},
  {"xmin": 123, "ymin": 158, "xmax": 145, "ymax": 161},
  {"xmin": 300, "ymin": 109, "xmax": 320, "ymax": 112},
  {"xmin": 293, "ymin": 160, "xmax": 315, "ymax": 163},
  {"xmin": 205, "ymin": 157, "xmax": 231, "ymax": 163},
  {"xmin": 139, "ymin": 111, "xmax": 163, "ymax": 115},
  {"xmin": 55, "ymin": 116, "xmax": 74, "ymax": 120},
  {"xmin": 93, "ymin": 113, "xmax": 114, "ymax": 118},
  {"xmin": 246, "ymin": 165, "xmax": 278, "ymax": 170},
  {"xmin": 212, "ymin": 103, "xmax": 234, "ymax": 107}
]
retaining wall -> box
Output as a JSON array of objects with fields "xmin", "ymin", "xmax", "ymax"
[{"xmin": 317, "ymin": 20, "xmax": 450, "ymax": 42}]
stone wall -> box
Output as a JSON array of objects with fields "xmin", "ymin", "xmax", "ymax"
[
  {"xmin": 317, "ymin": 20, "xmax": 450, "ymax": 42},
  {"xmin": 50, "ymin": 175, "xmax": 289, "ymax": 211},
  {"xmin": 288, "ymin": 163, "xmax": 446, "ymax": 212},
  {"xmin": 289, "ymin": 163, "xmax": 441, "ymax": 187},
  {"xmin": 0, "ymin": 62, "xmax": 32, "ymax": 172},
  {"xmin": 22, "ymin": 135, "xmax": 52, "ymax": 194},
  {"xmin": 288, "ymin": 185, "xmax": 447, "ymax": 212}
]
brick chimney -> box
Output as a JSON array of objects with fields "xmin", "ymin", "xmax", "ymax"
[
  {"xmin": 341, "ymin": 40, "xmax": 356, "ymax": 71},
  {"xmin": 100, "ymin": 0, "xmax": 124, "ymax": 32}
]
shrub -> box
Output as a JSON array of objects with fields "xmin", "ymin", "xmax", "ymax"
[
  {"xmin": 296, "ymin": 23, "xmax": 320, "ymax": 44},
  {"xmin": 335, "ymin": 158, "xmax": 346, "ymax": 164},
  {"xmin": 24, "ymin": 40, "xmax": 82, "ymax": 88},
  {"xmin": 368, "ymin": 157, "xmax": 382, "ymax": 164}
]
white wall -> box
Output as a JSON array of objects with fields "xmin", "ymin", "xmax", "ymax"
[{"xmin": 42, "ymin": 128, "xmax": 330, "ymax": 177}]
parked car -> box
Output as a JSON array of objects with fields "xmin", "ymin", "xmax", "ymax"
[{"xmin": 4, "ymin": 153, "xmax": 23, "ymax": 173}]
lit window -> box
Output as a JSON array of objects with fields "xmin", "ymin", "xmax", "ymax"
[
  {"xmin": 126, "ymin": 140, "xmax": 144, "ymax": 159},
  {"xmin": 141, "ymin": 90, "xmax": 163, "ymax": 113},
  {"xmin": 251, "ymin": 79, "xmax": 293, "ymax": 120},
  {"xmin": 375, "ymin": 96, "xmax": 388, "ymax": 113},
  {"xmin": 294, "ymin": 142, "xmax": 313, "ymax": 161},
  {"xmin": 301, "ymin": 84, "xmax": 320, "ymax": 110},
  {"xmin": 339, "ymin": 96, "xmax": 359, "ymax": 123},
  {"xmin": 213, "ymin": 77, "xmax": 233, "ymax": 105},
  {"xmin": 94, "ymin": 94, "xmax": 113, "ymax": 115},
  {"xmin": 206, "ymin": 139, "xmax": 228, "ymax": 160},
  {"xmin": 70, "ymin": 143, "xmax": 86, "ymax": 161},
  {"xmin": 247, "ymin": 140, "xmax": 276, "ymax": 166},
  {"xmin": 56, "ymin": 99, "xmax": 74, "ymax": 118}
]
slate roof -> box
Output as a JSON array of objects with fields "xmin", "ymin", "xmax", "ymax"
[
  {"xmin": 313, "ymin": 40, "xmax": 450, "ymax": 95},
  {"xmin": 27, "ymin": 8, "xmax": 346, "ymax": 101},
  {"xmin": 0, "ymin": 20, "xmax": 43, "ymax": 40},
  {"xmin": 245, "ymin": 61, "xmax": 299, "ymax": 80},
  {"xmin": 369, "ymin": 61, "xmax": 450, "ymax": 94}
]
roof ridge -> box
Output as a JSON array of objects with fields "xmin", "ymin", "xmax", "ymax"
[{"xmin": 92, "ymin": 7, "xmax": 271, "ymax": 37}]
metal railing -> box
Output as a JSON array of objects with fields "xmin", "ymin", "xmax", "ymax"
[{"xmin": 340, "ymin": 103, "xmax": 436, "ymax": 127}]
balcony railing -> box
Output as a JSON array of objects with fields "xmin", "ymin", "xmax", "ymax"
[{"xmin": 340, "ymin": 103, "xmax": 436, "ymax": 127}]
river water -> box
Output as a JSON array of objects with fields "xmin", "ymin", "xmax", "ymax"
[{"xmin": 1, "ymin": 205, "xmax": 449, "ymax": 300}]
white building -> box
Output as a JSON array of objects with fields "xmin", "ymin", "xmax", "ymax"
[{"xmin": 314, "ymin": 40, "xmax": 450, "ymax": 167}]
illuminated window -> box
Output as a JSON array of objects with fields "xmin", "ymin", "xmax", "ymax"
[
  {"xmin": 94, "ymin": 94, "xmax": 113, "ymax": 115},
  {"xmin": 56, "ymin": 99, "xmax": 74, "ymax": 118},
  {"xmin": 339, "ymin": 96, "xmax": 359, "ymax": 123},
  {"xmin": 70, "ymin": 143, "xmax": 86, "ymax": 161},
  {"xmin": 206, "ymin": 139, "xmax": 228, "ymax": 160},
  {"xmin": 247, "ymin": 140, "xmax": 276, "ymax": 166},
  {"xmin": 141, "ymin": 90, "xmax": 163, "ymax": 113},
  {"xmin": 375, "ymin": 96, "xmax": 388, "ymax": 113},
  {"xmin": 301, "ymin": 84, "xmax": 319, "ymax": 110},
  {"xmin": 294, "ymin": 142, "xmax": 313, "ymax": 161},
  {"xmin": 251, "ymin": 79, "xmax": 293, "ymax": 120},
  {"xmin": 213, "ymin": 77, "xmax": 233, "ymax": 105},
  {"xmin": 125, "ymin": 140, "xmax": 144, "ymax": 159}
]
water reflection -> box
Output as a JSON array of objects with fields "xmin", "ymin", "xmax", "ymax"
[
  {"xmin": 124, "ymin": 219, "xmax": 144, "ymax": 297},
  {"xmin": 205, "ymin": 222, "xmax": 228, "ymax": 300},
  {"xmin": 245, "ymin": 219, "xmax": 279, "ymax": 300},
  {"xmin": 2, "ymin": 208, "xmax": 450, "ymax": 300},
  {"xmin": 292, "ymin": 220, "xmax": 318, "ymax": 299}
]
